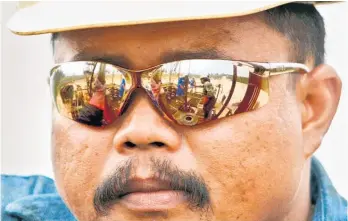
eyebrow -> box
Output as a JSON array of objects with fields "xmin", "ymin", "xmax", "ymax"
[
  {"xmin": 70, "ymin": 48, "xmax": 229, "ymax": 69},
  {"xmin": 71, "ymin": 52, "xmax": 132, "ymax": 69},
  {"xmin": 161, "ymin": 49, "xmax": 228, "ymax": 63}
]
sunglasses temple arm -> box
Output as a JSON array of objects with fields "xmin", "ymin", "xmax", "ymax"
[
  {"xmin": 267, "ymin": 63, "xmax": 310, "ymax": 76},
  {"xmin": 250, "ymin": 62, "xmax": 309, "ymax": 76}
]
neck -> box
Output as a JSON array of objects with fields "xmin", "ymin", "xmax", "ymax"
[{"xmin": 282, "ymin": 160, "xmax": 312, "ymax": 221}]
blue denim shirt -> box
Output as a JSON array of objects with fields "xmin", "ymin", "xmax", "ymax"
[{"xmin": 1, "ymin": 158, "xmax": 347, "ymax": 221}]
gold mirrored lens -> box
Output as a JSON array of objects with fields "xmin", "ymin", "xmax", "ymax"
[
  {"xmin": 141, "ymin": 60, "xmax": 269, "ymax": 126},
  {"xmin": 51, "ymin": 60, "xmax": 270, "ymax": 127},
  {"xmin": 50, "ymin": 61, "xmax": 132, "ymax": 126}
]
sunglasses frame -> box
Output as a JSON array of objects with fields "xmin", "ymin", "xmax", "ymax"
[{"xmin": 50, "ymin": 59, "xmax": 309, "ymax": 126}]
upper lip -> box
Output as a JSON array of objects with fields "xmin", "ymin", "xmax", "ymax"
[{"xmin": 119, "ymin": 178, "xmax": 174, "ymax": 197}]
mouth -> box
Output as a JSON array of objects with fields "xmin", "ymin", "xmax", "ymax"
[{"xmin": 118, "ymin": 178, "xmax": 187, "ymax": 211}]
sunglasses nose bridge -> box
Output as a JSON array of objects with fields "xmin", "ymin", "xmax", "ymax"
[
  {"xmin": 119, "ymin": 70, "xmax": 164, "ymax": 117},
  {"xmin": 130, "ymin": 67, "xmax": 160, "ymax": 89},
  {"xmin": 129, "ymin": 70, "xmax": 147, "ymax": 89}
]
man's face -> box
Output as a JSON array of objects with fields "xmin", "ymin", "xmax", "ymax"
[
  {"xmin": 52, "ymin": 14, "xmax": 310, "ymax": 221},
  {"xmin": 93, "ymin": 79, "xmax": 103, "ymax": 90}
]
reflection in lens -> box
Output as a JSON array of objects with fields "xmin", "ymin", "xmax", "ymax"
[
  {"xmin": 51, "ymin": 60, "xmax": 270, "ymax": 127},
  {"xmin": 50, "ymin": 62, "xmax": 132, "ymax": 126},
  {"xmin": 142, "ymin": 60, "xmax": 269, "ymax": 126}
]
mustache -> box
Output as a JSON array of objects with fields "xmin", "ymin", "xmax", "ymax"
[{"xmin": 93, "ymin": 158, "xmax": 211, "ymax": 216}]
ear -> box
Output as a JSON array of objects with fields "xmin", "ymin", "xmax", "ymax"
[{"xmin": 297, "ymin": 64, "xmax": 342, "ymax": 159}]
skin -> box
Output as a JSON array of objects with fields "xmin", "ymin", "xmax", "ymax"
[{"xmin": 51, "ymin": 13, "xmax": 342, "ymax": 221}]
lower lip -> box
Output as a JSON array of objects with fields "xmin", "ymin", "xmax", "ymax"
[{"xmin": 120, "ymin": 190, "xmax": 186, "ymax": 211}]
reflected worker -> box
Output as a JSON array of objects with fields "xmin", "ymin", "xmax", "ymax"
[
  {"xmin": 119, "ymin": 77, "xmax": 126, "ymax": 98},
  {"xmin": 176, "ymin": 76, "xmax": 185, "ymax": 96},
  {"xmin": 201, "ymin": 77, "xmax": 216, "ymax": 119},
  {"xmin": 77, "ymin": 77, "xmax": 115, "ymax": 126},
  {"xmin": 150, "ymin": 75, "xmax": 162, "ymax": 101},
  {"xmin": 76, "ymin": 85, "xmax": 85, "ymax": 106},
  {"xmin": 190, "ymin": 78, "xmax": 196, "ymax": 92}
]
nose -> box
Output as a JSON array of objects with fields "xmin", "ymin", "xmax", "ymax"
[{"xmin": 113, "ymin": 91, "xmax": 182, "ymax": 153}]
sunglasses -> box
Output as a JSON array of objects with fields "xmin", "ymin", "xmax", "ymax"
[{"xmin": 50, "ymin": 59, "xmax": 309, "ymax": 127}]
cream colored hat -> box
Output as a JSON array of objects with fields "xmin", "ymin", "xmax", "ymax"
[{"xmin": 7, "ymin": 1, "xmax": 335, "ymax": 36}]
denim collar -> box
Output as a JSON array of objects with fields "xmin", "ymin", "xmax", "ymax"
[
  {"xmin": 310, "ymin": 157, "xmax": 347, "ymax": 221},
  {"xmin": 4, "ymin": 158, "xmax": 347, "ymax": 221},
  {"xmin": 4, "ymin": 193, "xmax": 76, "ymax": 221}
]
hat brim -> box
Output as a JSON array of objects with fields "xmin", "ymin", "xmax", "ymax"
[{"xmin": 8, "ymin": 1, "xmax": 295, "ymax": 36}]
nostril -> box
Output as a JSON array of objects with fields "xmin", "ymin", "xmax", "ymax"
[
  {"xmin": 124, "ymin": 141, "xmax": 136, "ymax": 148},
  {"xmin": 150, "ymin": 142, "xmax": 165, "ymax": 147},
  {"xmin": 122, "ymin": 141, "xmax": 166, "ymax": 149}
]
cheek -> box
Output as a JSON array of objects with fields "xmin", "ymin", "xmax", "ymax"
[
  {"xmin": 51, "ymin": 115, "xmax": 113, "ymax": 219},
  {"xmin": 187, "ymin": 90, "xmax": 305, "ymax": 219}
]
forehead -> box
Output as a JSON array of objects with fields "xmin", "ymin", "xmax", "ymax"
[{"xmin": 54, "ymin": 13, "xmax": 292, "ymax": 69}]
